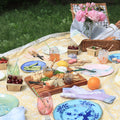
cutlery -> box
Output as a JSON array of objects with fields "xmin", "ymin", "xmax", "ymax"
[
  {"xmin": 28, "ymin": 48, "xmax": 44, "ymax": 60},
  {"xmin": 67, "ymin": 68, "xmax": 96, "ymax": 73},
  {"xmin": 29, "ymin": 81, "xmax": 46, "ymax": 85}
]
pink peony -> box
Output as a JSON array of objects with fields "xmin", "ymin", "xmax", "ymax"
[
  {"xmin": 87, "ymin": 10, "xmax": 100, "ymax": 22},
  {"xmin": 86, "ymin": 2, "xmax": 91, "ymax": 7},
  {"xmin": 98, "ymin": 12, "xmax": 106, "ymax": 21},
  {"xmin": 79, "ymin": 4, "xmax": 83, "ymax": 9},
  {"xmin": 91, "ymin": 2, "xmax": 95, "ymax": 7},
  {"xmin": 76, "ymin": 10, "xmax": 86, "ymax": 22}
]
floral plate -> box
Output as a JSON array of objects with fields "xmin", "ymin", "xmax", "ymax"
[
  {"xmin": 53, "ymin": 99, "xmax": 102, "ymax": 120},
  {"xmin": 108, "ymin": 53, "xmax": 120, "ymax": 63},
  {"xmin": 0, "ymin": 94, "xmax": 19, "ymax": 116}
]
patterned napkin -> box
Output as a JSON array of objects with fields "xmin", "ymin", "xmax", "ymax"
[
  {"xmin": 0, "ymin": 107, "xmax": 25, "ymax": 120},
  {"xmin": 60, "ymin": 85, "xmax": 116, "ymax": 104}
]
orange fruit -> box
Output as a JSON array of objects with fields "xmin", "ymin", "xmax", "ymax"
[{"xmin": 88, "ymin": 77, "xmax": 100, "ymax": 90}]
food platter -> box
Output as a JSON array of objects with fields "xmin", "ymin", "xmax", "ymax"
[
  {"xmin": 0, "ymin": 94, "xmax": 19, "ymax": 116},
  {"xmin": 24, "ymin": 73, "xmax": 87, "ymax": 96},
  {"xmin": 53, "ymin": 99, "xmax": 102, "ymax": 120},
  {"xmin": 21, "ymin": 61, "xmax": 46, "ymax": 72}
]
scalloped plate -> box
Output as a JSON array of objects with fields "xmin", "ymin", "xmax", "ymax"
[
  {"xmin": 81, "ymin": 64, "xmax": 114, "ymax": 77},
  {"xmin": 0, "ymin": 71, "xmax": 5, "ymax": 80},
  {"xmin": 42, "ymin": 46, "xmax": 67, "ymax": 55},
  {"xmin": 53, "ymin": 99, "xmax": 102, "ymax": 120},
  {"xmin": 0, "ymin": 94, "xmax": 19, "ymax": 116}
]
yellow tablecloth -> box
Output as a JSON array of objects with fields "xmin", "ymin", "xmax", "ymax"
[{"xmin": 0, "ymin": 32, "xmax": 120, "ymax": 120}]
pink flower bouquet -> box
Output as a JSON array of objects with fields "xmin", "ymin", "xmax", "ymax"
[
  {"xmin": 75, "ymin": 2, "xmax": 106, "ymax": 38},
  {"xmin": 76, "ymin": 2, "xmax": 106, "ymax": 22}
]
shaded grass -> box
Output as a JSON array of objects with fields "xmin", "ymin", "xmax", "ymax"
[{"xmin": 0, "ymin": 1, "xmax": 120, "ymax": 53}]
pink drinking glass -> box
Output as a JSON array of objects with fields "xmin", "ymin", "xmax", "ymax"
[{"xmin": 37, "ymin": 91, "xmax": 53, "ymax": 115}]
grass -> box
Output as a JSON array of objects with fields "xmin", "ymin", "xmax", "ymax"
[{"xmin": 0, "ymin": 1, "xmax": 120, "ymax": 53}]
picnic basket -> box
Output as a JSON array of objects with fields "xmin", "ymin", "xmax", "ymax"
[{"xmin": 70, "ymin": 3, "xmax": 120, "ymax": 51}]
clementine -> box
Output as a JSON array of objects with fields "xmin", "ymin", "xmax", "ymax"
[{"xmin": 88, "ymin": 77, "xmax": 100, "ymax": 90}]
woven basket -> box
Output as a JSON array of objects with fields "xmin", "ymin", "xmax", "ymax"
[
  {"xmin": 79, "ymin": 20, "xmax": 120, "ymax": 51},
  {"xmin": 79, "ymin": 39, "xmax": 120, "ymax": 52}
]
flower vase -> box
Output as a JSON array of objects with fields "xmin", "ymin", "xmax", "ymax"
[{"xmin": 83, "ymin": 22, "xmax": 94, "ymax": 39}]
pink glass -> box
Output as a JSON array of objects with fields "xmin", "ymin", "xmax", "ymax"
[
  {"xmin": 37, "ymin": 91, "xmax": 53, "ymax": 115},
  {"xmin": 98, "ymin": 49, "xmax": 108, "ymax": 64}
]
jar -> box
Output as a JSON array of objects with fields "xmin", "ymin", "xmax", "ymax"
[
  {"xmin": 43, "ymin": 66, "xmax": 53, "ymax": 78},
  {"xmin": 98, "ymin": 49, "xmax": 108, "ymax": 64},
  {"xmin": 49, "ymin": 47, "xmax": 60, "ymax": 62}
]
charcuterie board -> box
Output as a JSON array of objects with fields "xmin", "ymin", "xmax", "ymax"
[{"xmin": 24, "ymin": 74, "xmax": 87, "ymax": 96}]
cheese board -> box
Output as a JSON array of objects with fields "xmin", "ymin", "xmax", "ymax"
[{"xmin": 24, "ymin": 73, "xmax": 87, "ymax": 96}]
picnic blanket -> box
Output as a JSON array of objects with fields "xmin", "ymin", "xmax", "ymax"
[{"xmin": 0, "ymin": 32, "xmax": 120, "ymax": 120}]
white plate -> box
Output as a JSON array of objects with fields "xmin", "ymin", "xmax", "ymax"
[
  {"xmin": 42, "ymin": 46, "xmax": 67, "ymax": 54},
  {"xmin": 0, "ymin": 71, "xmax": 5, "ymax": 80}
]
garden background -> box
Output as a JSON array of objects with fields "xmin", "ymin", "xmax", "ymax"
[{"xmin": 0, "ymin": 0, "xmax": 120, "ymax": 53}]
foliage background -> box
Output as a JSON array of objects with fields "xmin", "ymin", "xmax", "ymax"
[{"xmin": 0, "ymin": 0, "xmax": 120, "ymax": 53}]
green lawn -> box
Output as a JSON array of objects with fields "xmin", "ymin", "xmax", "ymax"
[{"xmin": 0, "ymin": 1, "xmax": 120, "ymax": 53}]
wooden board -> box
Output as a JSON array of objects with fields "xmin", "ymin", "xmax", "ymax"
[{"xmin": 24, "ymin": 74, "xmax": 87, "ymax": 96}]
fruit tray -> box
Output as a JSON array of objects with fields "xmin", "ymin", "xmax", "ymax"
[
  {"xmin": 67, "ymin": 45, "xmax": 79, "ymax": 55},
  {"xmin": 0, "ymin": 57, "xmax": 8, "ymax": 70},
  {"xmin": 86, "ymin": 46, "xmax": 102, "ymax": 57},
  {"xmin": 6, "ymin": 75, "xmax": 23, "ymax": 91},
  {"xmin": 24, "ymin": 74, "xmax": 87, "ymax": 96}
]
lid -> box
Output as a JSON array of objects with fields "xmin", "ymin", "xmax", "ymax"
[{"xmin": 49, "ymin": 47, "xmax": 59, "ymax": 54}]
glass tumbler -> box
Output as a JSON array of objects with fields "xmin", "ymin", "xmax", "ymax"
[
  {"xmin": 43, "ymin": 66, "xmax": 53, "ymax": 78},
  {"xmin": 37, "ymin": 91, "xmax": 53, "ymax": 115},
  {"xmin": 49, "ymin": 46, "xmax": 60, "ymax": 62},
  {"xmin": 98, "ymin": 49, "xmax": 108, "ymax": 64}
]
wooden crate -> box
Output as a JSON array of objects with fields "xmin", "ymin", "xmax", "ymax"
[
  {"xmin": 0, "ymin": 63, "xmax": 8, "ymax": 70},
  {"xmin": 87, "ymin": 46, "xmax": 102, "ymax": 56},
  {"xmin": 67, "ymin": 49, "xmax": 79, "ymax": 55},
  {"xmin": 6, "ymin": 75, "xmax": 23, "ymax": 91},
  {"xmin": 6, "ymin": 84, "xmax": 23, "ymax": 91}
]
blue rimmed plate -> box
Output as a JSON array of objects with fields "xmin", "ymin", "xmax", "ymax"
[
  {"xmin": 53, "ymin": 99, "xmax": 102, "ymax": 120},
  {"xmin": 21, "ymin": 60, "xmax": 46, "ymax": 72},
  {"xmin": 108, "ymin": 53, "xmax": 120, "ymax": 63},
  {"xmin": 0, "ymin": 94, "xmax": 19, "ymax": 116}
]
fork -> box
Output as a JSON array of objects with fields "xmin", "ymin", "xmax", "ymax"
[{"xmin": 67, "ymin": 67, "xmax": 96, "ymax": 73}]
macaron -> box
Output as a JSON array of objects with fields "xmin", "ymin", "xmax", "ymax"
[
  {"xmin": 112, "ymin": 58, "xmax": 117, "ymax": 61},
  {"xmin": 68, "ymin": 59, "xmax": 77, "ymax": 64},
  {"xmin": 117, "ymin": 59, "xmax": 120, "ymax": 63}
]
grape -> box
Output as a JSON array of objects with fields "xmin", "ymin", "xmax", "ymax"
[
  {"xmin": 8, "ymin": 75, "xmax": 12, "ymax": 79},
  {"xmin": 7, "ymin": 75, "xmax": 23, "ymax": 84}
]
